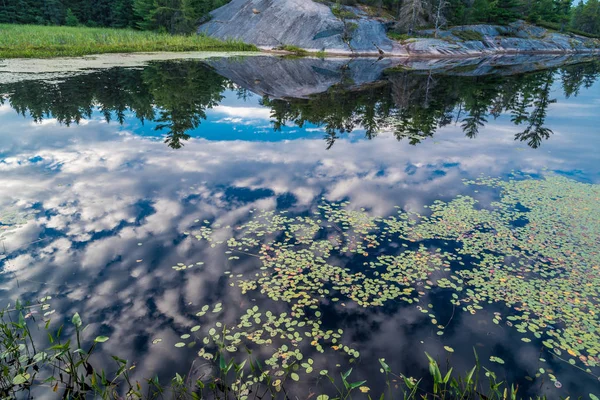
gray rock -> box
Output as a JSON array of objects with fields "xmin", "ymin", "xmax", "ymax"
[
  {"xmin": 199, "ymin": 0, "xmax": 600, "ymax": 57},
  {"xmin": 199, "ymin": 0, "xmax": 406, "ymax": 55}
]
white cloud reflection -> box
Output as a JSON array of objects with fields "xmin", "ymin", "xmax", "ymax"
[{"xmin": 0, "ymin": 83, "xmax": 599, "ymax": 396}]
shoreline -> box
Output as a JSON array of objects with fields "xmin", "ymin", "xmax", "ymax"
[
  {"xmin": 2, "ymin": 47, "xmax": 596, "ymax": 63},
  {"xmin": 265, "ymin": 47, "xmax": 600, "ymax": 58}
]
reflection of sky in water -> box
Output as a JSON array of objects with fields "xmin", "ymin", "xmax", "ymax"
[
  {"xmin": 133, "ymin": 92, "xmax": 333, "ymax": 141},
  {"xmin": 0, "ymin": 67, "xmax": 600, "ymax": 397}
]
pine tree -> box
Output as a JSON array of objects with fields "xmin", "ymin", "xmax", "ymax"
[
  {"xmin": 65, "ymin": 8, "xmax": 79, "ymax": 25},
  {"xmin": 490, "ymin": 0, "xmax": 521, "ymax": 24},
  {"xmin": 0, "ymin": 0, "xmax": 17, "ymax": 23},
  {"xmin": 471, "ymin": 0, "xmax": 492, "ymax": 23},
  {"xmin": 112, "ymin": 0, "xmax": 135, "ymax": 27},
  {"xmin": 42, "ymin": 0, "xmax": 65, "ymax": 24},
  {"xmin": 134, "ymin": 0, "xmax": 158, "ymax": 30},
  {"xmin": 573, "ymin": 0, "xmax": 600, "ymax": 35}
]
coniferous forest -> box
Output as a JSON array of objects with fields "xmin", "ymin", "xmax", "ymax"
[{"xmin": 0, "ymin": 0, "xmax": 598, "ymax": 36}]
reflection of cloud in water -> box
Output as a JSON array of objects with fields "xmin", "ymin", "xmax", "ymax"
[
  {"xmin": 0, "ymin": 104, "xmax": 599, "ymax": 396},
  {"xmin": 212, "ymin": 105, "xmax": 272, "ymax": 120}
]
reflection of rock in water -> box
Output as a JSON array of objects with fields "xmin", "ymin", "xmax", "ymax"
[
  {"xmin": 205, "ymin": 54, "xmax": 597, "ymax": 100},
  {"xmin": 204, "ymin": 56, "xmax": 403, "ymax": 99}
]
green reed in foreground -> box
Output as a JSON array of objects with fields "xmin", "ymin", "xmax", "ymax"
[
  {"xmin": 0, "ymin": 24, "xmax": 257, "ymax": 58},
  {"xmin": 0, "ymin": 300, "xmax": 556, "ymax": 400}
]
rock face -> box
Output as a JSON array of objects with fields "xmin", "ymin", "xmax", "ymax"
[
  {"xmin": 199, "ymin": 0, "xmax": 600, "ymax": 56},
  {"xmin": 198, "ymin": 0, "xmax": 406, "ymax": 55},
  {"xmin": 407, "ymin": 21, "xmax": 600, "ymax": 56}
]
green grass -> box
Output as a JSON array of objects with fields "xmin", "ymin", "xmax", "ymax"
[
  {"xmin": 331, "ymin": 3, "xmax": 358, "ymax": 20},
  {"xmin": 387, "ymin": 32, "xmax": 415, "ymax": 42},
  {"xmin": 0, "ymin": 24, "xmax": 258, "ymax": 58},
  {"xmin": 452, "ymin": 29, "xmax": 485, "ymax": 42},
  {"xmin": 276, "ymin": 44, "xmax": 309, "ymax": 56}
]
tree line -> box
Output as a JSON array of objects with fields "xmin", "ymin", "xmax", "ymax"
[
  {"xmin": 0, "ymin": 0, "xmax": 227, "ymax": 33},
  {"xmin": 351, "ymin": 0, "xmax": 600, "ymax": 37},
  {"xmin": 0, "ymin": 0, "xmax": 599, "ymax": 36}
]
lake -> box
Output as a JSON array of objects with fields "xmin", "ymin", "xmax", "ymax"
[{"xmin": 0, "ymin": 54, "xmax": 599, "ymax": 399}]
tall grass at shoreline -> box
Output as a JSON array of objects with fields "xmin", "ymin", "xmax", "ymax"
[
  {"xmin": 0, "ymin": 24, "xmax": 257, "ymax": 58},
  {"xmin": 0, "ymin": 299, "xmax": 554, "ymax": 400}
]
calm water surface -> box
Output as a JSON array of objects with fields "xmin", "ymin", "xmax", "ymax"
[{"xmin": 1, "ymin": 55, "xmax": 599, "ymax": 398}]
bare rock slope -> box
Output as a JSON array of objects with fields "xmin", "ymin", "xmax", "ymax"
[
  {"xmin": 198, "ymin": 0, "xmax": 600, "ymax": 56},
  {"xmin": 198, "ymin": 0, "xmax": 406, "ymax": 55}
]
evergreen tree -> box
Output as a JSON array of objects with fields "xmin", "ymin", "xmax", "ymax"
[
  {"xmin": 0, "ymin": 0, "xmax": 17, "ymax": 23},
  {"xmin": 471, "ymin": 0, "xmax": 492, "ymax": 23},
  {"xmin": 112, "ymin": 0, "xmax": 135, "ymax": 28},
  {"xmin": 65, "ymin": 8, "xmax": 79, "ymax": 25},
  {"xmin": 42, "ymin": 0, "xmax": 65, "ymax": 25},
  {"xmin": 134, "ymin": 0, "xmax": 159, "ymax": 30},
  {"xmin": 571, "ymin": 0, "xmax": 600, "ymax": 35},
  {"xmin": 490, "ymin": 0, "xmax": 521, "ymax": 24}
]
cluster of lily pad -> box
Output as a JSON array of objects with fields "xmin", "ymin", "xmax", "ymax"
[
  {"xmin": 174, "ymin": 174, "xmax": 599, "ymax": 386},
  {"xmin": 165, "ymin": 300, "xmax": 359, "ymax": 391}
]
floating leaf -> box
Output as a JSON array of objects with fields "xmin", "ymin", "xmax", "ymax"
[{"xmin": 12, "ymin": 374, "xmax": 30, "ymax": 385}]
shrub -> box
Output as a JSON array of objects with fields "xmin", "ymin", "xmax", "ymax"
[
  {"xmin": 387, "ymin": 32, "xmax": 414, "ymax": 41},
  {"xmin": 452, "ymin": 29, "xmax": 485, "ymax": 41},
  {"xmin": 276, "ymin": 44, "xmax": 308, "ymax": 56},
  {"xmin": 65, "ymin": 9, "xmax": 79, "ymax": 26}
]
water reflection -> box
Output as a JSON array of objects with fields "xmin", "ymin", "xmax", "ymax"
[
  {"xmin": 1, "ymin": 57, "xmax": 598, "ymax": 150},
  {"xmin": 0, "ymin": 55, "xmax": 600, "ymax": 398}
]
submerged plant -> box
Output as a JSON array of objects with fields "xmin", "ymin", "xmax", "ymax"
[
  {"xmin": 3, "ymin": 174, "xmax": 600, "ymax": 399},
  {"xmin": 177, "ymin": 174, "xmax": 600, "ymax": 390}
]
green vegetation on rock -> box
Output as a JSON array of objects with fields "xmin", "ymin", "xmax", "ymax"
[{"xmin": 452, "ymin": 29, "xmax": 485, "ymax": 41}]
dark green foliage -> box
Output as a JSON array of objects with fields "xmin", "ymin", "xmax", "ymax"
[
  {"xmin": 571, "ymin": 0, "xmax": 600, "ymax": 36},
  {"xmin": 489, "ymin": 0, "xmax": 521, "ymax": 24},
  {"xmin": 0, "ymin": 0, "xmax": 226, "ymax": 33},
  {"xmin": 0, "ymin": 300, "xmax": 555, "ymax": 399},
  {"xmin": 1, "ymin": 0, "xmax": 599, "ymax": 38},
  {"xmin": 65, "ymin": 8, "xmax": 79, "ymax": 26}
]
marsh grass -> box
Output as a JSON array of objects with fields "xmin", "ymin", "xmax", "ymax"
[
  {"xmin": 1, "ymin": 300, "xmax": 552, "ymax": 400},
  {"xmin": 0, "ymin": 24, "xmax": 257, "ymax": 58}
]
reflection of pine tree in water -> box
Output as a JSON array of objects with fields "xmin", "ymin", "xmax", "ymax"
[
  {"xmin": 0, "ymin": 61, "xmax": 231, "ymax": 149},
  {"xmin": 142, "ymin": 62, "xmax": 234, "ymax": 148},
  {"xmin": 0, "ymin": 60, "xmax": 598, "ymax": 150},
  {"xmin": 262, "ymin": 81, "xmax": 394, "ymax": 149},
  {"xmin": 513, "ymin": 71, "xmax": 556, "ymax": 149},
  {"xmin": 269, "ymin": 61, "xmax": 598, "ymax": 148}
]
